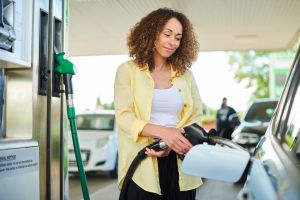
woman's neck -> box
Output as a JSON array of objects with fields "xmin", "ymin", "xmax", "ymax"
[{"xmin": 153, "ymin": 54, "xmax": 168, "ymax": 72}]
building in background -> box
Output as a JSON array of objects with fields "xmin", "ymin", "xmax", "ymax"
[{"xmin": 269, "ymin": 53, "xmax": 294, "ymax": 98}]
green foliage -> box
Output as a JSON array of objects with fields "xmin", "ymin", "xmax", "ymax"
[
  {"xmin": 103, "ymin": 102, "xmax": 114, "ymax": 110},
  {"xmin": 228, "ymin": 39, "xmax": 299, "ymax": 99},
  {"xmin": 96, "ymin": 97, "xmax": 102, "ymax": 107},
  {"xmin": 201, "ymin": 107, "xmax": 243, "ymax": 125},
  {"xmin": 201, "ymin": 114, "xmax": 215, "ymax": 125},
  {"xmin": 201, "ymin": 102, "xmax": 217, "ymax": 123},
  {"xmin": 95, "ymin": 96, "xmax": 114, "ymax": 110},
  {"xmin": 228, "ymin": 50, "xmax": 270, "ymax": 99}
]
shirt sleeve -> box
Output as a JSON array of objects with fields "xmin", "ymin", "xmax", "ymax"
[
  {"xmin": 190, "ymin": 71, "xmax": 203, "ymax": 125},
  {"xmin": 114, "ymin": 63, "xmax": 148, "ymax": 143}
]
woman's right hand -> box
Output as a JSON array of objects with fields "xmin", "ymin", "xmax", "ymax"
[
  {"xmin": 159, "ymin": 127, "xmax": 192, "ymax": 155},
  {"xmin": 141, "ymin": 124, "xmax": 193, "ymax": 155}
]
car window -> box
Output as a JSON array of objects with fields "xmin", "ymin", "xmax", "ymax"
[
  {"xmin": 271, "ymin": 50, "xmax": 300, "ymax": 141},
  {"xmin": 244, "ymin": 101, "xmax": 278, "ymax": 122},
  {"xmin": 282, "ymin": 78, "xmax": 300, "ymax": 163},
  {"xmin": 76, "ymin": 114, "xmax": 115, "ymax": 130},
  {"xmin": 274, "ymin": 48, "xmax": 300, "ymax": 166}
]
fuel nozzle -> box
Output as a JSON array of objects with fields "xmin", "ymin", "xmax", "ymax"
[
  {"xmin": 144, "ymin": 123, "xmax": 218, "ymax": 160},
  {"xmin": 54, "ymin": 52, "xmax": 77, "ymax": 120},
  {"xmin": 54, "ymin": 52, "xmax": 76, "ymax": 95},
  {"xmin": 183, "ymin": 123, "xmax": 217, "ymax": 146},
  {"xmin": 176, "ymin": 123, "xmax": 217, "ymax": 160}
]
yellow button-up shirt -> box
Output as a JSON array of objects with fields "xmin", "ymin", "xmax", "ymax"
[{"xmin": 114, "ymin": 60, "xmax": 203, "ymax": 194}]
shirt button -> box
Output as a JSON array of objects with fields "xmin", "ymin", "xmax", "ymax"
[
  {"xmin": 178, "ymin": 89, "xmax": 182, "ymax": 92},
  {"xmin": 184, "ymin": 104, "xmax": 187, "ymax": 107}
]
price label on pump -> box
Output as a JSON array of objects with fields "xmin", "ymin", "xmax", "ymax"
[{"xmin": 0, "ymin": 147, "xmax": 39, "ymax": 179}]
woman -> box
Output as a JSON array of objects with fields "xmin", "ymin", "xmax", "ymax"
[{"xmin": 114, "ymin": 7, "xmax": 202, "ymax": 200}]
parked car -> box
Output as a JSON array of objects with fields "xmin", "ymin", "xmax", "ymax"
[
  {"xmin": 68, "ymin": 110, "xmax": 118, "ymax": 177},
  {"xmin": 231, "ymin": 98, "xmax": 278, "ymax": 153},
  {"xmin": 182, "ymin": 45, "xmax": 300, "ymax": 200}
]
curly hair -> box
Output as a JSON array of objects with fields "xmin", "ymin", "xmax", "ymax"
[{"xmin": 127, "ymin": 8, "xmax": 199, "ymax": 76}]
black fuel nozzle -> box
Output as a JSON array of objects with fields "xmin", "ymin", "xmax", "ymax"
[
  {"xmin": 183, "ymin": 123, "xmax": 217, "ymax": 145},
  {"xmin": 63, "ymin": 74, "xmax": 74, "ymax": 95},
  {"xmin": 206, "ymin": 128, "xmax": 218, "ymax": 145},
  {"xmin": 140, "ymin": 123, "xmax": 217, "ymax": 160},
  {"xmin": 178, "ymin": 123, "xmax": 217, "ymax": 160}
]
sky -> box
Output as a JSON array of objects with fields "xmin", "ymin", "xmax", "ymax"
[{"xmin": 69, "ymin": 52, "xmax": 254, "ymax": 113}]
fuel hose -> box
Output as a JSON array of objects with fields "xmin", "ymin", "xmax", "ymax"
[
  {"xmin": 55, "ymin": 52, "xmax": 90, "ymax": 200},
  {"xmin": 119, "ymin": 123, "xmax": 216, "ymax": 200}
]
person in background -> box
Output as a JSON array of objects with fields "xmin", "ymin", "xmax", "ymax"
[
  {"xmin": 114, "ymin": 7, "xmax": 202, "ymax": 200},
  {"xmin": 216, "ymin": 97, "xmax": 239, "ymax": 139}
]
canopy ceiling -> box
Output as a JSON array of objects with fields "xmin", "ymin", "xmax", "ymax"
[{"xmin": 69, "ymin": 0, "xmax": 300, "ymax": 56}]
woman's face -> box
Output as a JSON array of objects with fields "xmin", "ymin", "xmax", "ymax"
[{"xmin": 154, "ymin": 17, "xmax": 183, "ymax": 59}]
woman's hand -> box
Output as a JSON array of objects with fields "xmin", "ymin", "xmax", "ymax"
[
  {"xmin": 140, "ymin": 124, "xmax": 192, "ymax": 156},
  {"xmin": 145, "ymin": 147, "xmax": 172, "ymax": 157},
  {"xmin": 159, "ymin": 127, "xmax": 192, "ymax": 155}
]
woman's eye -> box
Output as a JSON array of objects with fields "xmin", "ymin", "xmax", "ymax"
[
  {"xmin": 164, "ymin": 34, "xmax": 171, "ymax": 37},
  {"xmin": 176, "ymin": 37, "xmax": 182, "ymax": 41}
]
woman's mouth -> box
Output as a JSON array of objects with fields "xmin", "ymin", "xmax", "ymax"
[{"xmin": 164, "ymin": 47, "xmax": 174, "ymax": 52}]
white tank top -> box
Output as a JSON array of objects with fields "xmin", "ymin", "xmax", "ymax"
[{"xmin": 150, "ymin": 86, "xmax": 183, "ymax": 127}]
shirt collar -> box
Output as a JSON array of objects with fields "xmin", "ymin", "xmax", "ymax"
[{"xmin": 140, "ymin": 63, "xmax": 177, "ymax": 80}]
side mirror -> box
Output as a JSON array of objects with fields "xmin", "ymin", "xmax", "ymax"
[{"xmin": 181, "ymin": 144, "xmax": 250, "ymax": 183}]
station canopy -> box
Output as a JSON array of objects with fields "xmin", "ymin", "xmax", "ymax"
[{"xmin": 69, "ymin": 0, "xmax": 300, "ymax": 56}]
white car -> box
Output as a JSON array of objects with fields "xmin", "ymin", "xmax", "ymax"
[{"xmin": 68, "ymin": 110, "xmax": 118, "ymax": 177}]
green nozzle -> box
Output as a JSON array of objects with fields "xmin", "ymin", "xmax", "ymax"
[{"xmin": 55, "ymin": 52, "xmax": 76, "ymax": 75}]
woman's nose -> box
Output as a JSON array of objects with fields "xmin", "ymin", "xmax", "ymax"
[{"xmin": 169, "ymin": 37, "xmax": 177, "ymax": 46}]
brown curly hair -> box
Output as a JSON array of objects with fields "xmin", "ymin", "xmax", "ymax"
[{"xmin": 127, "ymin": 7, "xmax": 199, "ymax": 76}]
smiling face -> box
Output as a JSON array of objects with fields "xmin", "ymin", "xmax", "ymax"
[{"xmin": 154, "ymin": 17, "xmax": 183, "ymax": 59}]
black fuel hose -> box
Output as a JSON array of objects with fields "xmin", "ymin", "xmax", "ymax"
[
  {"xmin": 119, "ymin": 123, "xmax": 216, "ymax": 200},
  {"xmin": 119, "ymin": 140, "xmax": 167, "ymax": 200}
]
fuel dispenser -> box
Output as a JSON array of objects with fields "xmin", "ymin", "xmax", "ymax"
[{"xmin": 0, "ymin": 0, "xmax": 69, "ymax": 199}]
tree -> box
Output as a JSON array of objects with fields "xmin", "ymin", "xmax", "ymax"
[
  {"xmin": 96, "ymin": 97, "xmax": 102, "ymax": 107},
  {"xmin": 228, "ymin": 50, "xmax": 270, "ymax": 98},
  {"xmin": 95, "ymin": 97, "xmax": 103, "ymax": 110},
  {"xmin": 228, "ymin": 39, "xmax": 299, "ymax": 99},
  {"xmin": 103, "ymin": 102, "xmax": 114, "ymax": 110},
  {"xmin": 95, "ymin": 96, "xmax": 114, "ymax": 110}
]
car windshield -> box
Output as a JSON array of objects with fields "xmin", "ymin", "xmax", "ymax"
[
  {"xmin": 76, "ymin": 114, "xmax": 115, "ymax": 130},
  {"xmin": 244, "ymin": 101, "xmax": 278, "ymax": 123}
]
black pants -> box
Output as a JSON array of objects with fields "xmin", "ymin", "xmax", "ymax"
[{"xmin": 124, "ymin": 151, "xmax": 196, "ymax": 200}]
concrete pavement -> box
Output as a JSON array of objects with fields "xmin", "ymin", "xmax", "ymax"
[{"xmin": 89, "ymin": 179, "xmax": 242, "ymax": 200}]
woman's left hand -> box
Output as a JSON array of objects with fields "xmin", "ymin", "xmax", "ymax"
[{"xmin": 145, "ymin": 147, "xmax": 171, "ymax": 157}]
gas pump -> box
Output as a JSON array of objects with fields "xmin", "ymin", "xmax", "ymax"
[{"xmin": 0, "ymin": 0, "xmax": 69, "ymax": 199}]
